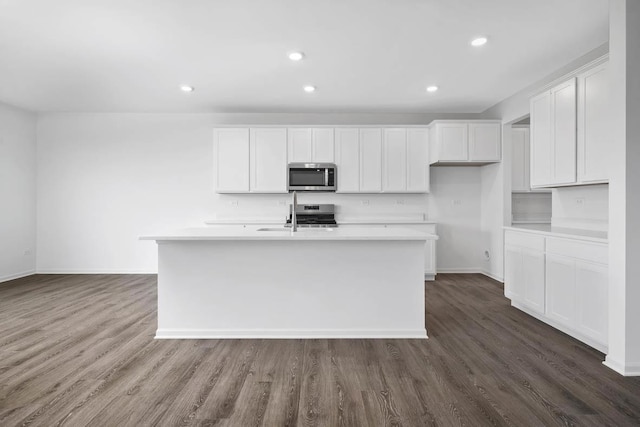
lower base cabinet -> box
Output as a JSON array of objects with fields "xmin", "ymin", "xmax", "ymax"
[{"xmin": 504, "ymin": 230, "xmax": 608, "ymax": 352}]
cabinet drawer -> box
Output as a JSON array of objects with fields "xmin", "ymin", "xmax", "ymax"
[
  {"xmin": 546, "ymin": 237, "xmax": 607, "ymax": 264},
  {"xmin": 505, "ymin": 231, "xmax": 545, "ymax": 251}
]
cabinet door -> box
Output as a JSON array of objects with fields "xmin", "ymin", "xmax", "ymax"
[
  {"xmin": 545, "ymin": 253, "xmax": 576, "ymax": 327},
  {"xmin": 551, "ymin": 79, "xmax": 577, "ymax": 185},
  {"xmin": 530, "ymin": 91, "xmax": 552, "ymax": 187},
  {"xmin": 577, "ymin": 63, "xmax": 609, "ymax": 183},
  {"xmin": 576, "ymin": 260, "xmax": 608, "ymax": 345},
  {"xmin": 359, "ymin": 128, "xmax": 382, "ymax": 192},
  {"xmin": 287, "ymin": 128, "xmax": 312, "ymax": 162},
  {"xmin": 522, "ymin": 248, "xmax": 545, "ymax": 315},
  {"xmin": 312, "ymin": 128, "xmax": 335, "ymax": 162},
  {"xmin": 504, "ymin": 245, "xmax": 524, "ymax": 301},
  {"xmin": 407, "ymin": 128, "xmax": 429, "ymax": 192},
  {"xmin": 214, "ymin": 128, "xmax": 250, "ymax": 193},
  {"xmin": 511, "ymin": 127, "xmax": 530, "ymax": 192},
  {"xmin": 335, "ymin": 128, "xmax": 360, "ymax": 192},
  {"xmin": 250, "ymin": 128, "xmax": 287, "ymax": 193},
  {"xmin": 382, "ymin": 128, "xmax": 407, "ymax": 192},
  {"xmin": 436, "ymin": 123, "xmax": 468, "ymax": 161},
  {"xmin": 469, "ymin": 123, "xmax": 501, "ymax": 162}
]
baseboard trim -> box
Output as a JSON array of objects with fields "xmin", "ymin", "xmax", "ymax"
[
  {"xmin": 155, "ymin": 328, "xmax": 429, "ymax": 339},
  {"xmin": 0, "ymin": 270, "xmax": 36, "ymax": 283},
  {"xmin": 603, "ymin": 357, "xmax": 640, "ymax": 376},
  {"xmin": 436, "ymin": 268, "xmax": 483, "ymax": 274},
  {"xmin": 36, "ymin": 270, "xmax": 157, "ymax": 275},
  {"xmin": 512, "ymin": 301, "xmax": 607, "ymax": 353},
  {"xmin": 480, "ymin": 270, "xmax": 504, "ymax": 283}
]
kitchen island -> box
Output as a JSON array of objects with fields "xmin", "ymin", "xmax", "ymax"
[{"xmin": 141, "ymin": 227, "xmax": 437, "ymax": 339}]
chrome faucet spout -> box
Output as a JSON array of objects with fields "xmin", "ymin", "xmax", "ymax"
[{"xmin": 291, "ymin": 191, "xmax": 298, "ymax": 232}]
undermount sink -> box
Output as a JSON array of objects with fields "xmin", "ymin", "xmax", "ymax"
[{"xmin": 256, "ymin": 227, "xmax": 334, "ymax": 232}]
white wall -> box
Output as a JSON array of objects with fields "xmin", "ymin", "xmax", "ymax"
[
  {"xmin": 36, "ymin": 112, "xmax": 482, "ymax": 273},
  {"xmin": 480, "ymin": 162, "xmax": 505, "ymax": 280},
  {"xmin": 0, "ymin": 102, "xmax": 37, "ymax": 282},
  {"xmin": 552, "ymin": 184, "xmax": 608, "ymax": 231},
  {"xmin": 429, "ymin": 167, "xmax": 483, "ymax": 272}
]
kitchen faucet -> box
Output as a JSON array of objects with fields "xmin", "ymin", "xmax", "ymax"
[{"xmin": 291, "ymin": 191, "xmax": 298, "ymax": 232}]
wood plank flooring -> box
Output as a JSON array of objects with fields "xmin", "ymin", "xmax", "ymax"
[{"xmin": 1, "ymin": 273, "xmax": 639, "ymax": 426}]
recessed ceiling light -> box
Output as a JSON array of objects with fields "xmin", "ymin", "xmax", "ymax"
[
  {"xmin": 303, "ymin": 85, "xmax": 316, "ymax": 93},
  {"xmin": 471, "ymin": 37, "xmax": 488, "ymax": 47},
  {"xmin": 289, "ymin": 52, "xmax": 304, "ymax": 61},
  {"xmin": 426, "ymin": 86, "xmax": 438, "ymax": 93},
  {"xmin": 180, "ymin": 85, "xmax": 194, "ymax": 92}
]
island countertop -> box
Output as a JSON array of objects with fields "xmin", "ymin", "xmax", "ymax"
[{"xmin": 140, "ymin": 226, "xmax": 439, "ymax": 241}]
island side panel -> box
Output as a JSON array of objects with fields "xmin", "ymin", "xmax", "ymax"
[{"xmin": 156, "ymin": 239, "xmax": 426, "ymax": 338}]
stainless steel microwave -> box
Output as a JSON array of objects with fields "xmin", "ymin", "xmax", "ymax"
[{"xmin": 287, "ymin": 163, "xmax": 337, "ymax": 192}]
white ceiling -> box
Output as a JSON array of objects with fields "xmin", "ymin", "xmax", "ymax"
[{"xmin": 0, "ymin": 0, "xmax": 609, "ymax": 113}]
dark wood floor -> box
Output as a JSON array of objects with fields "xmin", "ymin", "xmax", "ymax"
[{"xmin": 1, "ymin": 274, "xmax": 640, "ymax": 426}]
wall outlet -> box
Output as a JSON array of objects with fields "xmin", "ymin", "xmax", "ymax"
[
  {"xmin": 229, "ymin": 200, "xmax": 238, "ymax": 206},
  {"xmin": 24, "ymin": 249, "xmax": 32, "ymax": 256},
  {"xmin": 452, "ymin": 199, "xmax": 462, "ymax": 206},
  {"xmin": 396, "ymin": 199, "xmax": 404, "ymax": 205},
  {"xmin": 277, "ymin": 200, "xmax": 286, "ymax": 206},
  {"xmin": 575, "ymin": 197, "xmax": 586, "ymax": 207},
  {"xmin": 361, "ymin": 199, "xmax": 370, "ymax": 205}
]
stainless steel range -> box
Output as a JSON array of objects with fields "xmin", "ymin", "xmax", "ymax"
[{"xmin": 286, "ymin": 204, "xmax": 337, "ymax": 228}]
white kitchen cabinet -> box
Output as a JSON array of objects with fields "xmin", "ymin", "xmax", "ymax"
[
  {"xmin": 577, "ymin": 62, "xmax": 610, "ymax": 183},
  {"xmin": 287, "ymin": 128, "xmax": 312, "ymax": 162},
  {"xmin": 511, "ymin": 127, "xmax": 531, "ymax": 192},
  {"xmin": 530, "ymin": 61, "xmax": 609, "ymax": 188},
  {"xmin": 287, "ymin": 128, "xmax": 335, "ymax": 163},
  {"xmin": 530, "ymin": 78, "xmax": 577, "ymax": 187},
  {"xmin": 382, "ymin": 129, "xmax": 407, "ymax": 192},
  {"xmin": 214, "ymin": 128, "xmax": 250, "ymax": 193},
  {"xmin": 250, "ymin": 128, "xmax": 288, "ymax": 193},
  {"xmin": 469, "ymin": 122, "xmax": 501, "ymax": 161},
  {"xmin": 504, "ymin": 231, "xmax": 545, "ymax": 315},
  {"xmin": 575, "ymin": 260, "xmax": 608, "ymax": 345},
  {"xmin": 429, "ymin": 121, "xmax": 500, "ymax": 165},
  {"xmin": 432, "ymin": 122, "xmax": 467, "ymax": 162},
  {"xmin": 551, "ymin": 79, "xmax": 577, "ymax": 185},
  {"xmin": 505, "ymin": 228, "xmax": 608, "ymax": 351},
  {"xmin": 335, "ymin": 128, "xmax": 360, "ymax": 193},
  {"xmin": 545, "ymin": 253, "xmax": 576, "ymax": 326},
  {"xmin": 359, "ymin": 128, "xmax": 382, "ymax": 193},
  {"xmin": 530, "ymin": 91, "xmax": 553, "ymax": 187},
  {"xmin": 407, "ymin": 128, "xmax": 429, "ymax": 192}
]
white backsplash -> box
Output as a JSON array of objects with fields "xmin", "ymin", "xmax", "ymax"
[
  {"xmin": 551, "ymin": 184, "xmax": 609, "ymax": 231},
  {"xmin": 512, "ymin": 192, "xmax": 552, "ymax": 223}
]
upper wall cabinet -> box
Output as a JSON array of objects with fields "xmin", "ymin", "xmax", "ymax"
[
  {"xmin": 216, "ymin": 126, "xmax": 430, "ymax": 194},
  {"xmin": 530, "ymin": 79, "xmax": 577, "ymax": 187},
  {"xmin": 250, "ymin": 128, "xmax": 288, "ymax": 193},
  {"xmin": 530, "ymin": 60, "xmax": 610, "ymax": 188},
  {"xmin": 382, "ymin": 128, "xmax": 429, "ymax": 193},
  {"xmin": 429, "ymin": 120, "xmax": 501, "ymax": 165},
  {"xmin": 214, "ymin": 127, "xmax": 287, "ymax": 193},
  {"xmin": 288, "ymin": 128, "xmax": 335, "ymax": 163},
  {"xmin": 577, "ymin": 62, "xmax": 610, "ymax": 183},
  {"xmin": 213, "ymin": 128, "xmax": 250, "ymax": 193},
  {"xmin": 334, "ymin": 127, "xmax": 430, "ymax": 193}
]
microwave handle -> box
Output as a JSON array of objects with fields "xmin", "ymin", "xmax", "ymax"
[{"xmin": 325, "ymin": 168, "xmax": 329, "ymax": 186}]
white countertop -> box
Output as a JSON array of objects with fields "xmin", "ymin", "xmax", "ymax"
[
  {"xmin": 204, "ymin": 218, "xmax": 437, "ymax": 225},
  {"xmin": 141, "ymin": 226, "xmax": 439, "ymax": 241},
  {"xmin": 504, "ymin": 224, "xmax": 608, "ymax": 243}
]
